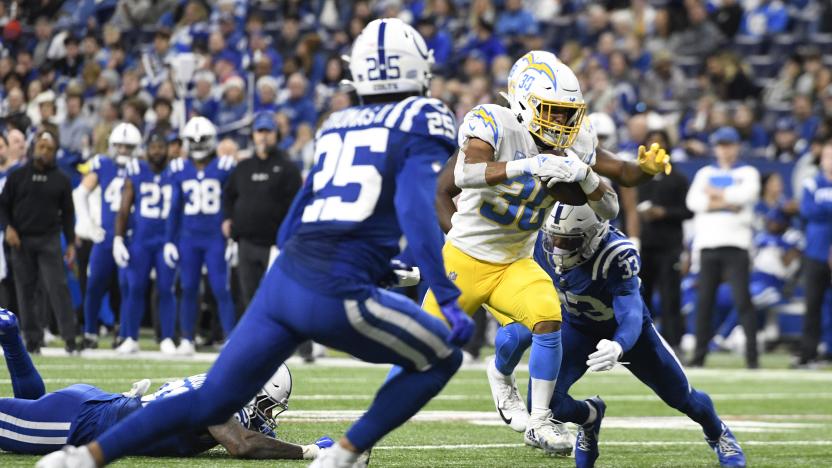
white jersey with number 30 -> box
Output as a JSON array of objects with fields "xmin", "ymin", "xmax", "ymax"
[{"xmin": 448, "ymin": 104, "xmax": 597, "ymax": 264}]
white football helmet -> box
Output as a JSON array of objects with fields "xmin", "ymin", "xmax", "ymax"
[
  {"xmin": 588, "ymin": 112, "xmax": 617, "ymax": 151},
  {"xmin": 182, "ymin": 116, "xmax": 217, "ymax": 160},
  {"xmin": 542, "ymin": 202, "xmax": 609, "ymax": 271},
  {"xmin": 504, "ymin": 51, "xmax": 586, "ymax": 149},
  {"xmin": 248, "ymin": 363, "xmax": 292, "ymax": 430},
  {"xmin": 108, "ymin": 122, "xmax": 142, "ymax": 166},
  {"xmin": 347, "ymin": 18, "xmax": 434, "ymax": 97}
]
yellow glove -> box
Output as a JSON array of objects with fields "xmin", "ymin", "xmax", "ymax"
[{"xmin": 637, "ymin": 143, "xmax": 672, "ymax": 176}]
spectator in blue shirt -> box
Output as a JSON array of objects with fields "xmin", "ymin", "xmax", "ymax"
[
  {"xmin": 189, "ymin": 70, "xmax": 218, "ymax": 121},
  {"xmin": 797, "ymin": 138, "xmax": 832, "ymax": 367},
  {"xmin": 277, "ymin": 73, "xmax": 316, "ymax": 160},
  {"xmin": 495, "ymin": 0, "xmax": 538, "ymax": 38},
  {"xmin": 254, "ymin": 76, "xmax": 279, "ymax": 114},
  {"xmin": 416, "ymin": 16, "xmax": 453, "ymax": 70},
  {"xmin": 739, "ymin": 0, "xmax": 789, "ymax": 38},
  {"xmin": 247, "ymin": 32, "xmax": 283, "ymax": 77},
  {"xmin": 765, "ymin": 117, "xmax": 804, "ymax": 162},
  {"xmin": 459, "ymin": 17, "xmax": 506, "ymax": 67},
  {"xmin": 214, "ymin": 75, "xmax": 250, "ymax": 148},
  {"xmin": 734, "ymin": 103, "xmax": 769, "ymax": 158},
  {"xmin": 792, "ymin": 95, "xmax": 821, "ymax": 145}
]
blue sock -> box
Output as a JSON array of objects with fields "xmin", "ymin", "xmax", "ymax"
[
  {"xmin": 0, "ymin": 333, "xmax": 45, "ymax": 399},
  {"xmin": 528, "ymin": 330, "xmax": 562, "ymax": 414},
  {"xmin": 682, "ymin": 389, "xmax": 723, "ymax": 440},
  {"xmin": 550, "ymin": 390, "xmax": 590, "ymax": 424},
  {"xmin": 494, "ymin": 323, "xmax": 533, "ymax": 375},
  {"xmin": 346, "ymin": 349, "xmax": 462, "ymax": 450}
]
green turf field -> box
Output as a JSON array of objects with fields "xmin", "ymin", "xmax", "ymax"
[{"xmin": 1, "ymin": 350, "xmax": 830, "ymax": 467}]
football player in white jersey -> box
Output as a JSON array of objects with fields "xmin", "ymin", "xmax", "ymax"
[{"xmin": 429, "ymin": 51, "xmax": 672, "ymax": 453}]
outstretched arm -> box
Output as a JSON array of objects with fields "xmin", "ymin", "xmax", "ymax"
[
  {"xmin": 592, "ymin": 147, "xmax": 653, "ymax": 187},
  {"xmin": 208, "ymin": 418, "xmax": 306, "ymax": 459}
]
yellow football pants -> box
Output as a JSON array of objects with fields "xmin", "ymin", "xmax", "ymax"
[{"xmin": 422, "ymin": 242, "xmax": 562, "ymax": 330}]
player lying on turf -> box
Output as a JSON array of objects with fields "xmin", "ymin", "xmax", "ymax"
[
  {"xmin": 0, "ymin": 309, "xmax": 331, "ymax": 460},
  {"xmin": 496, "ymin": 204, "xmax": 746, "ymax": 468}
]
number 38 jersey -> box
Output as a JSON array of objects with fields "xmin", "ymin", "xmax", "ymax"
[
  {"xmin": 534, "ymin": 227, "xmax": 649, "ymax": 338},
  {"xmin": 278, "ymin": 96, "xmax": 458, "ymax": 300},
  {"xmin": 87, "ymin": 155, "xmax": 129, "ymax": 238},
  {"xmin": 167, "ymin": 155, "xmax": 235, "ymax": 240},
  {"xmin": 449, "ymin": 104, "xmax": 598, "ymax": 264},
  {"xmin": 127, "ymin": 160, "xmax": 172, "ymax": 247}
]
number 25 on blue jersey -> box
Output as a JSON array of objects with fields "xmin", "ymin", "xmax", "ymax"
[{"xmin": 302, "ymin": 128, "xmax": 388, "ymax": 223}]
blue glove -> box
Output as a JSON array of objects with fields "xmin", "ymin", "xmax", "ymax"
[
  {"xmin": 315, "ymin": 436, "xmax": 335, "ymax": 449},
  {"xmin": 439, "ymin": 301, "xmax": 474, "ymax": 346}
]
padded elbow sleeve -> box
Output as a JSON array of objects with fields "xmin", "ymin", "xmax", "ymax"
[
  {"xmin": 588, "ymin": 189, "xmax": 619, "ymax": 221},
  {"xmin": 454, "ymin": 153, "xmax": 488, "ymax": 188}
]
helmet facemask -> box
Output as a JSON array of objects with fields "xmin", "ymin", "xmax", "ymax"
[
  {"xmin": 528, "ymin": 95, "xmax": 586, "ymax": 149},
  {"xmin": 542, "ymin": 228, "xmax": 591, "ymax": 271},
  {"xmin": 186, "ymin": 134, "xmax": 215, "ymax": 161},
  {"xmin": 249, "ymin": 391, "xmax": 289, "ymax": 432}
]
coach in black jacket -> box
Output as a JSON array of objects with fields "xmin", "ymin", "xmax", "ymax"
[
  {"xmin": 0, "ymin": 129, "xmax": 77, "ymax": 353},
  {"xmin": 223, "ymin": 112, "xmax": 302, "ymax": 309}
]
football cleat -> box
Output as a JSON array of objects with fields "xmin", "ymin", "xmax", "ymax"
[
  {"xmin": 36, "ymin": 445, "xmax": 96, "ymax": 468},
  {"xmin": 575, "ymin": 396, "xmax": 606, "ymax": 468},
  {"xmin": 0, "ymin": 309, "xmax": 20, "ymax": 337},
  {"xmin": 524, "ymin": 411, "xmax": 573, "ymax": 456},
  {"xmin": 159, "ymin": 338, "xmax": 177, "ymax": 355},
  {"xmin": 81, "ymin": 333, "xmax": 99, "ymax": 350},
  {"xmin": 116, "ymin": 337, "xmax": 139, "ymax": 354},
  {"xmin": 177, "ymin": 339, "xmax": 196, "ymax": 356},
  {"xmin": 486, "ymin": 356, "xmax": 528, "ymax": 432},
  {"xmin": 707, "ymin": 423, "xmax": 746, "ymax": 467}
]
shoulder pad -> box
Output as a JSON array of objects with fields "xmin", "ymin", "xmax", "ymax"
[
  {"xmin": 386, "ymin": 96, "xmax": 456, "ymax": 149},
  {"xmin": 565, "ymin": 119, "xmax": 597, "ymax": 166},
  {"xmin": 459, "ymin": 104, "xmax": 503, "ymax": 151},
  {"xmin": 803, "ymin": 177, "xmax": 818, "ymax": 192},
  {"xmin": 591, "ymin": 238, "xmax": 640, "ymax": 281},
  {"xmin": 217, "ymin": 155, "xmax": 237, "ymax": 171}
]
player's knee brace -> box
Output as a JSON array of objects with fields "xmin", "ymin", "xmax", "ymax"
[{"xmin": 495, "ymin": 322, "xmax": 532, "ymax": 375}]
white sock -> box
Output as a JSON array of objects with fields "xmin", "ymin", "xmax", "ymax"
[
  {"xmin": 332, "ymin": 443, "xmax": 359, "ymax": 464},
  {"xmin": 584, "ymin": 400, "xmax": 597, "ymax": 425},
  {"xmin": 530, "ymin": 378, "xmax": 556, "ymax": 418}
]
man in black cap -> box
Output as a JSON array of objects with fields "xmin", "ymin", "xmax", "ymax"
[
  {"xmin": 0, "ymin": 129, "xmax": 77, "ymax": 354},
  {"xmin": 222, "ymin": 112, "xmax": 302, "ymax": 310}
]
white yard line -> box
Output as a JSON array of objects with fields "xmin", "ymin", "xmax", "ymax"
[
  {"xmin": 36, "ymin": 349, "xmax": 832, "ymax": 381},
  {"xmin": 374, "ymin": 440, "xmax": 832, "ymax": 450},
  {"xmin": 288, "ymin": 392, "xmax": 832, "ymax": 401}
]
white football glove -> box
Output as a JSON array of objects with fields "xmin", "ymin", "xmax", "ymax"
[
  {"xmin": 75, "ymin": 221, "xmax": 106, "ymax": 243},
  {"xmin": 390, "ymin": 259, "xmax": 421, "ymax": 287},
  {"xmin": 586, "ymin": 339, "xmax": 623, "ymax": 372},
  {"xmin": 267, "ymin": 246, "xmax": 280, "ymax": 269},
  {"xmin": 112, "ymin": 236, "xmax": 130, "ymax": 268},
  {"xmin": 163, "ymin": 242, "xmax": 179, "ymax": 269},
  {"xmin": 225, "ymin": 240, "xmax": 238, "ymax": 267},
  {"xmin": 538, "ymin": 154, "xmax": 590, "ymax": 188}
]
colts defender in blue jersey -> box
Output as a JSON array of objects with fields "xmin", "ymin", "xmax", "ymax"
[
  {"xmin": 73, "ymin": 123, "xmax": 143, "ymax": 350},
  {"xmin": 0, "ymin": 310, "xmax": 332, "ymax": 460},
  {"xmin": 496, "ymin": 203, "xmax": 746, "ymax": 468},
  {"xmin": 38, "ymin": 19, "xmax": 473, "ymax": 468},
  {"xmin": 163, "ymin": 116, "xmax": 237, "ymax": 354},
  {"xmin": 111, "ymin": 131, "xmax": 177, "ymax": 354}
]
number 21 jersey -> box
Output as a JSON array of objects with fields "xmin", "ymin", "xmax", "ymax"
[{"xmin": 127, "ymin": 159, "xmax": 172, "ymax": 246}]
